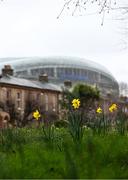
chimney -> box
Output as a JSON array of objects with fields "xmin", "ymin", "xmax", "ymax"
[
  {"xmin": 64, "ymin": 80, "xmax": 72, "ymax": 88},
  {"xmin": 39, "ymin": 74, "xmax": 48, "ymax": 83},
  {"xmin": 2, "ymin": 65, "xmax": 14, "ymax": 76}
]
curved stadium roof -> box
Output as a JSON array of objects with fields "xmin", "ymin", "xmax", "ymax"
[{"xmin": 0, "ymin": 56, "xmax": 117, "ymax": 82}]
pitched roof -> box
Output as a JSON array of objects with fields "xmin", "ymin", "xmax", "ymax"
[{"xmin": 0, "ymin": 75, "xmax": 61, "ymax": 92}]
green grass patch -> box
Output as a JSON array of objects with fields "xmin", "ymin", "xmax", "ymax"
[{"xmin": 0, "ymin": 128, "xmax": 128, "ymax": 179}]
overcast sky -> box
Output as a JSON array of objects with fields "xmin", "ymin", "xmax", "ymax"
[{"xmin": 0, "ymin": 0, "xmax": 128, "ymax": 83}]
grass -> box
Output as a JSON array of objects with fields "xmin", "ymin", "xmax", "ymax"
[{"xmin": 0, "ymin": 127, "xmax": 128, "ymax": 179}]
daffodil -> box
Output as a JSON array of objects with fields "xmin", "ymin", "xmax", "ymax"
[
  {"xmin": 109, "ymin": 103, "xmax": 117, "ymax": 113},
  {"xmin": 72, "ymin": 98, "xmax": 80, "ymax": 109},
  {"xmin": 109, "ymin": 107, "xmax": 113, "ymax": 112},
  {"xmin": 33, "ymin": 110, "xmax": 41, "ymax": 120},
  {"xmin": 112, "ymin": 103, "xmax": 117, "ymax": 110},
  {"xmin": 96, "ymin": 107, "xmax": 102, "ymax": 114}
]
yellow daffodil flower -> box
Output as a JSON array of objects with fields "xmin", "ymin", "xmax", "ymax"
[
  {"xmin": 96, "ymin": 107, "xmax": 102, "ymax": 114},
  {"xmin": 33, "ymin": 110, "xmax": 41, "ymax": 120},
  {"xmin": 109, "ymin": 107, "xmax": 113, "ymax": 112},
  {"xmin": 109, "ymin": 103, "xmax": 117, "ymax": 113},
  {"xmin": 111, "ymin": 103, "xmax": 117, "ymax": 110},
  {"xmin": 72, "ymin": 98, "xmax": 80, "ymax": 109}
]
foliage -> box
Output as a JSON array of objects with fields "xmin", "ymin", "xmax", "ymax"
[
  {"xmin": 54, "ymin": 120, "xmax": 69, "ymax": 128},
  {"xmin": 72, "ymin": 83, "xmax": 100, "ymax": 102},
  {"xmin": 0, "ymin": 83, "xmax": 128, "ymax": 178},
  {"xmin": 61, "ymin": 83, "xmax": 100, "ymax": 113},
  {"xmin": 73, "ymin": 83, "xmax": 100, "ymax": 114},
  {"xmin": 60, "ymin": 88, "xmax": 74, "ymax": 111},
  {"xmin": 68, "ymin": 109, "xmax": 84, "ymax": 143},
  {"xmin": 86, "ymin": 113, "xmax": 112, "ymax": 135},
  {"xmin": 60, "ymin": 83, "xmax": 100, "ymax": 132},
  {"xmin": 0, "ymin": 128, "xmax": 26, "ymax": 154},
  {"xmin": 41, "ymin": 124, "xmax": 55, "ymax": 143},
  {"xmin": 0, "ymin": 127, "xmax": 128, "ymax": 179},
  {"xmin": 115, "ymin": 111, "xmax": 128, "ymax": 135}
]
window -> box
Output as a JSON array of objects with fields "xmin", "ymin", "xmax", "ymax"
[
  {"xmin": 7, "ymin": 89, "xmax": 11, "ymax": 99},
  {"xmin": 37, "ymin": 93, "xmax": 40, "ymax": 101},
  {"xmin": 16, "ymin": 92, "xmax": 22, "ymax": 109}
]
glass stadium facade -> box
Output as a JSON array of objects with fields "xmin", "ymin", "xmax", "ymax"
[{"xmin": 0, "ymin": 56, "xmax": 119, "ymax": 97}]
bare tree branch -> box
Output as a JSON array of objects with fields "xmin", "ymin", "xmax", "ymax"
[{"xmin": 58, "ymin": 0, "xmax": 117, "ymax": 25}]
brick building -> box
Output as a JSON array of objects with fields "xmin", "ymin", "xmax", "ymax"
[{"xmin": 0, "ymin": 65, "xmax": 61, "ymax": 127}]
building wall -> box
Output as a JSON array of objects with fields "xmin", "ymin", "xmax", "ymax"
[{"xmin": 0, "ymin": 85, "xmax": 60, "ymax": 120}]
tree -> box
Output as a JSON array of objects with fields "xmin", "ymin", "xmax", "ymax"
[
  {"xmin": 58, "ymin": 0, "xmax": 118, "ymax": 24},
  {"xmin": 72, "ymin": 83, "xmax": 100, "ymax": 112},
  {"xmin": 60, "ymin": 83, "xmax": 100, "ymax": 122},
  {"xmin": 58, "ymin": 0, "xmax": 128, "ymax": 27},
  {"xmin": 72, "ymin": 83, "xmax": 100, "ymax": 100}
]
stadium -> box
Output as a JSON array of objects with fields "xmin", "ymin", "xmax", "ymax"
[{"xmin": 0, "ymin": 56, "xmax": 119, "ymax": 97}]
